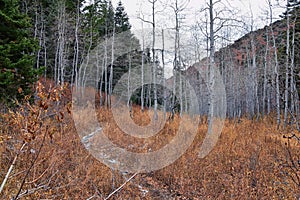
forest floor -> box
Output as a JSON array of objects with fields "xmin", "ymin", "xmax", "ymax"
[{"xmin": 0, "ymin": 82, "xmax": 299, "ymax": 199}]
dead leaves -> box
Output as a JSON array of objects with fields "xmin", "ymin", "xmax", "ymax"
[{"xmin": 4, "ymin": 81, "xmax": 71, "ymax": 144}]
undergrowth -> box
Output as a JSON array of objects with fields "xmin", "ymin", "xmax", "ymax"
[{"xmin": 0, "ymin": 82, "xmax": 299, "ymax": 199}]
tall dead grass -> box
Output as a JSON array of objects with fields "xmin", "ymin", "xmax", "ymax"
[{"xmin": 0, "ymin": 85, "xmax": 299, "ymax": 199}]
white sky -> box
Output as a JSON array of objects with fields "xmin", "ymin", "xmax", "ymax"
[
  {"xmin": 111, "ymin": 0, "xmax": 286, "ymax": 30},
  {"xmin": 110, "ymin": 0, "xmax": 286, "ymax": 77}
]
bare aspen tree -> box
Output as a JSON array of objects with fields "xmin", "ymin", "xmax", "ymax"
[
  {"xmin": 32, "ymin": 0, "xmax": 47, "ymax": 77},
  {"xmin": 78, "ymin": 1, "xmax": 95, "ymax": 96},
  {"xmin": 207, "ymin": 0, "xmax": 216, "ymax": 132},
  {"xmin": 138, "ymin": 0, "xmax": 159, "ymax": 116},
  {"xmin": 33, "ymin": 0, "xmax": 38, "ymax": 40},
  {"xmin": 35, "ymin": 2, "xmax": 42, "ymax": 70},
  {"xmin": 184, "ymin": 61, "xmax": 188, "ymax": 113},
  {"xmin": 201, "ymin": 0, "xmax": 243, "ymax": 127},
  {"xmin": 268, "ymin": 0, "xmax": 281, "ymax": 127},
  {"xmin": 169, "ymin": 0, "xmax": 189, "ymax": 117},
  {"xmin": 150, "ymin": 0, "xmax": 159, "ymax": 120},
  {"xmin": 284, "ymin": 0, "xmax": 290, "ymax": 127},
  {"xmin": 54, "ymin": 0, "xmax": 66, "ymax": 84},
  {"xmin": 290, "ymin": 10, "xmax": 299, "ymax": 129},
  {"xmin": 104, "ymin": 35, "xmax": 108, "ymax": 107},
  {"xmin": 108, "ymin": 25, "xmax": 116, "ymax": 108},
  {"xmin": 245, "ymin": 43, "xmax": 254, "ymax": 117},
  {"xmin": 260, "ymin": 13, "xmax": 273, "ymax": 116},
  {"xmin": 236, "ymin": 65, "xmax": 243, "ymax": 122},
  {"xmin": 192, "ymin": 13, "xmax": 209, "ymax": 116},
  {"xmin": 263, "ymin": 25, "xmax": 270, "ymax": 119},
  {"xmin": 43, "ymin": 28, "xmax": 47, "ymax": 78},
  {"xmin": 127, "ymin": 43, "xmax": 132, "ymax": 107},
  {"xmin": 290, "ymin": 16, "xmax": 296, "ymax": 123},
  {"xmin": 240, "ymin": 5, "xmax": 258, "ymax": 119},
  {"xmin": 250, "ymin": 28, "xmax": 259, "ymax": 119},
  {"xmin": 99, "ymin": 45, "xmax": 105, "ymax": 106},
  {"xmin": 161, "ymin": 29, "xmax": 167, "ymax": 118},
  {"xmin": 72, "ymin": 0, "xmax": 81, "ymax": 86},
  {"xmin": 173, "ymin": 0, "xmax": 181, "ymax": 116},
  {"xmin": 141, "ymin": 22, "xmax": 145, "ymax": 111}
]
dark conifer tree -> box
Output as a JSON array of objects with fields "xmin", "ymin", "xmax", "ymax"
[
  {"xmin": 114, "ymin": 0, "xmax": 131, "ymax": 33},
  {"xmin": 0, "ymin": 0, "xmax": 41, "ymax": 103}
]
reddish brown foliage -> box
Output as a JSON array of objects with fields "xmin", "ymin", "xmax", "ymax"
[{"xmin": 0, "ymin": 83, "xmax": 299, "ymax": 199}]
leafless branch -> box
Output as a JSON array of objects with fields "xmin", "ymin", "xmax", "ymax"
[
  {"xmin": 105, "ymin": 172, "xmax": 138, "ymax": 200},
  {"xmin": 13, "ymin": 127, "xmax": 49, "ymax": 200},
  {"xmin": 138, "ymin": 12, "xmax": 153, "ymax": 25},
  {"xmin": 0, "ymin": 143, "xmax": 27, "ymax": 195}
]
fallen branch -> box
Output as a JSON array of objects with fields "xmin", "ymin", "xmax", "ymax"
[{"xmin": 105, "ymin": 172, "xmax": 138, "ymax": 200}]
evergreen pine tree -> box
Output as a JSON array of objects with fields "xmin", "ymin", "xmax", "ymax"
[
  {"xmin": 114, "ymin": 0, "xmax": 131, "ymax": 33},
  {"xmin": 82, "ymin": 0, "xmax": 115, "ymax": 40},
  {"xmin": 95, "ymin": 0, "xmax": 115, "ymax": 36},
  {"xmin": 0, "ymin": 0, "xmax": 41, "ymax": 103}
]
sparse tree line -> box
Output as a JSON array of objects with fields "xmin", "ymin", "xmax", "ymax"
[
  {"xmin": 0, "ymin": 0, "xmax": 299, "ymax": 129},
  {"xmin": 0, "ymin": 0, "xmax": 133, "ymax": 102},
  {"xmin": 210, "ymin": 0, "xmax": 300, "ymax": 128},
  {"xmin": 134, "ymin": 0, "xmax": 300, "ymax": 130}
]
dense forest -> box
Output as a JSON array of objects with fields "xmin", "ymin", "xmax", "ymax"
[{"xmin": 0, "ymin": 0, "xmax": 299, "ymax": 199}]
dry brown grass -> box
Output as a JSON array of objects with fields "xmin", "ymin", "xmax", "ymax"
[{"xmin": 0, "ymin": 84, "xmax": 299, "ymax": 199}]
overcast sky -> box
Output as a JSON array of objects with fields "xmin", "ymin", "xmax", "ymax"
[
  {"xmin": 110, "ymin": 0, "xmax": 286, "ymax": 77},
  {"xmin": 111, "ymin": 0, "xmax": 286, "ymax": 30}
]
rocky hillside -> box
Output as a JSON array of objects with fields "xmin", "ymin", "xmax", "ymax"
[{"xmin": 182, "ymin": 16, "xmax": 299, "ymax": 119}]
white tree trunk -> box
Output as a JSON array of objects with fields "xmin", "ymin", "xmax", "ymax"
[
  {"xmin": 141, "ymin": 22, "xmax": 145, "ymax": 112},
  {"xmin": 151, "ymin": 0, "xmax": 158, "ymax": 120},
  {"xmin": 268, "ymin": 0, "xmax": 281, "ymax": 127},
  {"xmin": 108, "ymin": 25, "xmax": 116, "ymax": 108},
  {"xmin": 208, "ymin": 0, "xmax": 215, "ymax": 133},
  {"xmin": 284, "ymin": 0, "xmax": 290, "ymax": 127},
  {"xmin": 263, "ymin": 26, "xmax": 270, "ymax": 119},
  {"xmin": 72, "ymin": 0, "xmax": 80, "ymax": 86}
]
